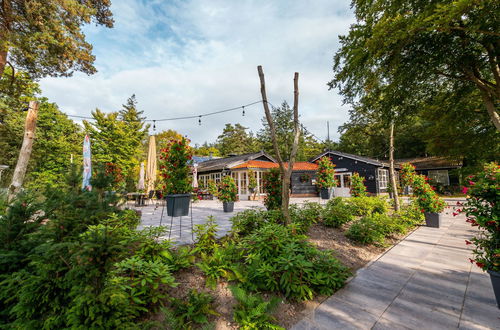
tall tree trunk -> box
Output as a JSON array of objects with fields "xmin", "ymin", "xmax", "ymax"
[
  {"xmin": 258, "ymin": 66, "xmax": 300, "ymax": 225},
  {"xmin": 0, "ymin": 49, "xmax": 7, "ymax": 78},
  {"xmin": 389, "ymin": 122, "xmax": 400, "ymax": 211},
  {"xmin": 8, "ymin": 101, "xmax": 39, "ymax": 202},
  {"xmin": 479, "ymin": 90, "xmax": 500, "ymax": 131}
]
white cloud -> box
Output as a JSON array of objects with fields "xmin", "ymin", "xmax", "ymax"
[{"xmin": 39, "ymin": 0, "xmax": 355, "ymax": 145}]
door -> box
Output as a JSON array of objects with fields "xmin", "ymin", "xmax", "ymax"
[{"xmin": 334, "ymin": 172, "xmax": 352, "ymax": 197}]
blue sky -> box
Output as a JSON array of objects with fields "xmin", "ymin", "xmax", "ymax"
[{"xmin": 39, "ymin": 0, "xmax": 355, "ymax": 145}]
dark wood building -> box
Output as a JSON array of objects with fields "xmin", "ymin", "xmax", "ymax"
[{"xmin": 311, "ymin": 151, "xmax": 392, "ymax": 196}]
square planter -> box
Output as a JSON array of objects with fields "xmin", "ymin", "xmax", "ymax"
[
  {"xmin": 488, "ymin": 270, "xmax": 500, "ymax": 309},
  {"xmin": 320, "ymin": 187, "xmax": 334, "ymax": 200},
  {"xmin": 424, "ymin": 212, "xmax": 441, "ymax": 228},
  {"xmin": 223, "ymin": 201, "xmax": 234, "ymax": 212},
  {"xmin": 166, "ymin": 194, "xmax": 191, "ymax": 217}
]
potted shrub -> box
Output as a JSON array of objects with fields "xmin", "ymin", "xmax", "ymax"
[
  {"xmin": 218, "ymin": 175, "xmax": 238, "ymax": 212},
  {"xmin": 316, "ymin": 157, "xmax": 337, "ymax": 199},
  {"xmin": 248, "ymin": 169, "xmax": 257, "ymax": 200},
  {"xmin": 401, "ymin": 163, "xmax": 445, "ymax": 227},
  {"xmin": 460, "ymin": 163, "xmax": 500, "ymax": 308},
  {"xmin": 263, "ymin": 168, "xmax": 282, "ymax": 210},
  {"xmin": 350, "ymin": 172, "xmax": 367, "ymax": 197},
  {"xmin": 207, "ymin": 179, "xmax": 218, "ymax": 200},
  {"xmin": 159, "ymin": 137, "xmax": 193, "ymax": 217}
]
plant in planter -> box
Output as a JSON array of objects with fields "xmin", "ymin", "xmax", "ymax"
[
  {"xmin": 350, "ymin": 172, "xmax": 367, "ymax": 197},
  {"xmin": 159, "ymin": 137, "xmax": 193, "ymax": 216},
  {"xmin": 247, "ymin": 169, "xmax": 258, "ymax": 200},
  {"xmin": 207, "ymin": 179, "xmax": 218, "ymax": 200},
  {"xmin": 218, "ymin": 175, "xmax": 238, "ymax": 212},
  {"xmin": 263, "ymin": 168, "xmax": 282, "ymax": 210},
  {"xmin": 460, "ymin": 163, "xmax": 500, "ymax": 308},
  {"xmin": 316, "ymin": 157, "xmax": 337, "ymax": 199},
  {"xmin": 400, "ymin": 162, "xmax": 445, "ymax": 227}
]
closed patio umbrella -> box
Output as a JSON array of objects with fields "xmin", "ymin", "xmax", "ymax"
[
  {"xmin": 192, "ymin": 164, "xmax": 198, "ymax": 188},
  {"xmin": 137, "ymin": 162, "xmax": 145, "ymax": 190},
  {"xmin": 145, "ymin": 135, "xmax": 157, "ymax": 193},
  {"xmin": 82, "ymin": 135, "xmax": 92, "ymax": 191}
]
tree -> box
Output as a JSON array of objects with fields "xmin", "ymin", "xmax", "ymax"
[
  {"xmin": 216, "ymin": 123, "xmax": 257, "ymax": 156},
  {"xmin": 193, "ymin": 142, "xmax": 221, "ymax": 157},
  {"xmin": 155, "ymin": 129, "xmax": 184, "ymax": 153},
  {"xmin": 0, "ymin": 0, "xmax": 113, "ymax": 79},
  {"xmin": 83, "ymin": 96, "xmax": 148, "ymax": 180},
  {"xmin": 257, "ymin": 101, "xmax": 323, "ymax": 161},
  {"xmin": 330, "ymin": 0, "xmax": 500, "ymax": 131},
  {"xmin": 0, "ymin": 70, "xmax": 82, "ymax": 188}
]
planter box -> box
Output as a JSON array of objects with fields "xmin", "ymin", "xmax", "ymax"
[
  {"xmin": 320, "ymin": 187, "xmax": 334, "ymax": 200},
  {"xmin": 424, "ymin": 212, "xmax": 441, "ymax": 228},
  {"xmin": 488, "ymin": 270, "xmax": 500, "ymax": 309},
  {"xmin": 166, "ymin": 194, "xmax": 191, "ymax": 217},
  {"xmin": 223, "ymin": 201, "xmax": 234, "ymax": 213}
]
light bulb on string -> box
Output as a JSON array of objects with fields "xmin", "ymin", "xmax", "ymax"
[
  {"xmin": 198, "ymin": 116, "xmax": 202, "ymax": 126},
  {"xmin": 242, "ymin": 106, "xmax": 245, "ymax": 117},
  {"xmin": 153, "ymin": 120, "xmax": 156, "ymax": 131}
]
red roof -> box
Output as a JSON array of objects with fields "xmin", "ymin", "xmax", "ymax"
[{"xmin": 232, "ymin": 160, "xmax": 317, "ymax": 171}]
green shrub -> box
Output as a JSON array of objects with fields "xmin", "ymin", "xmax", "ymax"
[
  {"xmin": 290, "ymin": 202, "xmax": 322, "ymax": 234},
  {"xmin": 345, "ymin": 218, "xmax": 385, "ymax": 244},
  {"xmin": 263, "ymin": 168, "xmax": 282, "ymax": 211},
  {"xmin": 230, "ymin": 209, "xmax": 267, "ymax": 236},
  {"xmin": 197, "ymin": 245, "xmax": 245, "ymax": 289},
  {"xmin": 322, "ymin": 198, "xmax": 354, "ymax": 228},
  {"xmin": 230, "ymin": 285, "xmax": 283, "ymax": 330},
  {"xmin": 193, "ymin": 216, "xmax": 219, "ymax": 256},
  {"xmin": 346, "ymin": 196, "xmax": 388, "ymax": 216},
  {"xmin": 395, "ymin": 202, "xmax": 425, "ymax": 227},
  {"xmin": 170, "ymin": 289, "xmax": 218, "ymax": 329},
  {"xmin": 239, "ymin": 223, "xmax": 349, "ymax": 300}
]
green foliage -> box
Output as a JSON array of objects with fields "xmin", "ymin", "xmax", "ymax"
[
  {"xmin": 394, "ymin": 202, "xmax": 425, "ymax": 227},
  {"xmin": 230, "ymin": 285, "xmax": 283, "ymax": 330},
  {"xmin": 193, "ymin": 216, "xmax": 219, "ymax": 256},
  {"xmin": 257, "ymin": 101, "xmax": 323, "ymax": 161},
  {"xmin": 218, "ymin": 175, "xmax": 238, "ymax": 202},
  {"xmin": 345, "ymin": 217, "xmax": 386, "ymax": 245},
  {"xmin": 240, "ymin": 223, "xmax": 349, "ymax": 300},
  {"xmin": 462, "ymin": 163, "xmax": 500, "ymax": 272},
  {"xmin": 170, "ymin": 289, "xmax": 218, "ymax": 329},
  {"xmin": 316, "ymin": 156, "xmax": 337, "ymax": 189},
  {"xmin": 197, "ymin": 245, "xmax": 245, "ymax": 289},
  {"xmin": 263, "ymin": 168, "xmax": 282, "ymax": 211},
  {"xmin": 207, "ymin": 179, "xmax": 218, "ymax": 196},
  {"xmin": 400, "ymin": 163, "xmax": 446, "ymax": 213},
  {"xmin": 350, "ymin": 173, "xmax": 367, "ymax": 197},
  {"xmin": 322, "ymin": 198, "xmax": 355, "ymax": 228},
  {"xmin": 216, "ymin": 123, "xmax": 258, "ymax": 156},
  {"xmin": 289, "ymin": 202, "xmax": 322, "ymax": 234},
  {"xmin": 230, "ymin": 209, "xmax": 267, "ymax": 236},
  {"xmin": 159, "ymin": 137, "xmax": 193, "ymax": 195},
  {"xmin": 0, "ymin": 0, "xmax": 113, "ymax": 79},
  {"xmin": 346, "ymin": 196, "xmax": 388, "ymax": 216},
  {"xmin": 248, "ymin": 169, "xmax": 257, "ymax": 190}
]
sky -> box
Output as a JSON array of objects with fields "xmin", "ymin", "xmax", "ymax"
[{"xmin": 39, "ymin": 0, "xmax": 355, "ymax": 146}]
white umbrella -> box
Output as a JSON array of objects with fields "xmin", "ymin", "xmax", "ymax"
[
  {"xmin": 145, "ymin": 135, "xmax": 157, "ymax": 193},
  {"xmin": 137, "ymin": 162, "xmax": 145, "ymax": 190},
  {"xmin": 192, "ymin": 164, "xmax": 198, "ymax": 188}
]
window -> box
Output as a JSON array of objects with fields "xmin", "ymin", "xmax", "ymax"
[
  {"xmin": 428, "ymin": 170, "xmax": 449, "ymax": 186},
  {"xmin": 378, "ymin": 169, "xmax": 388, "ymax": 189}
]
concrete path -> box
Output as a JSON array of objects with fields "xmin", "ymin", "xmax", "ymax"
[
  {"xmin": 133, "ymin": 197, "xmax": 322, "ymax": 245},
  {"xmin": 292, "ymin": 209, "xmax": 500, "ymax": 329}
]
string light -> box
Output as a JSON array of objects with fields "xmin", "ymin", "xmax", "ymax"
[
  {"xmin": 198, "ymin": 116, "xmax": 202, "ymax": 126},
  {"xmin": 242, "ymin": 106, "xmax": 245, "ymax": 117},
  {"xmin": 153, "ymin": 120, "xmax": 156, "ymax": 131}
]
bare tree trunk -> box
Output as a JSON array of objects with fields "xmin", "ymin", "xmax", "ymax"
[
  {"xmin": 258, "ymin": 66, "xmax": 300, "ymax": 225},
  {"xmin": 389, "ymin": 122, "xmax": 400, "ymax": 211},
  {"xmin": 8, "ymin": 101, "xmax": 39, "ymax": 202},
  {"xmin": 479, "ymin": 90, "xmax": 500, "ymax": 131}
]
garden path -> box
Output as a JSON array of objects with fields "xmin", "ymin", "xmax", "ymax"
[{"xmin": 292, "ymin": 204, "xmax": 500, "ymax": 330}]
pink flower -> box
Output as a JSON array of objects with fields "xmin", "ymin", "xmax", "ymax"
[
  {"xmin": 452, "ymin": 212, "xmax": 458, "ymax": 216},
  {"xmin": 468, "ymin": 180, "xmax": 475, "ymax": 186},
  {"xmin": 462, "ymin": 186, "xmax": 468, "ymax": 194}
]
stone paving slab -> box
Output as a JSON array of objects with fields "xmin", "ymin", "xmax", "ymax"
[{"xmin": 291, "ymin": 208, "xmax": 500, "ymax": 330}]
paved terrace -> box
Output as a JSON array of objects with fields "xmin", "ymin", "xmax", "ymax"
[
  {"xmin": 133, "ymin": 197, "xmax": 322, "ymax": 245},
  {"xmin": 292, "ymin": 208, "xmax": 500, "ymax": 330}
]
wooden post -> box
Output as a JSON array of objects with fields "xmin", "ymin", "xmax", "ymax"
[
  {"xmin": 8, "ymin": 101, "xmax": 39, "ymax": 202},
  {"xmin": 389, "ymin": 122, "xmax": 400, "ymax": 211},
  {"xmin": 258, "ymin": 65, "xmax": 300, "ymax": 225}
]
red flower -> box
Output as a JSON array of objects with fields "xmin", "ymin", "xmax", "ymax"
[
  {"xmin": 452, "ymin": 212, "xmax": 458, "ymax": 216},
  {"xmin": 476, "ymin": 262, "xmax": 485, "ymax": 268},
  {"xmin": 469, "ymin": 258, "xmax": 474, "ymax": 264},
  {"xmin": 465, "ymin": 240, "xmax": 472, "ymax": 245},
  {"xmin": 461, "ymin": 186, "xmax": 468, "ymax": 194}
]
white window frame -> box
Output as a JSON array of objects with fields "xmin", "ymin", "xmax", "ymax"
[
  {"xmin": 428, "ymin": 170, "xmax": 450, "ymax": 186},
  {"xmin": 378, "ymin": 168, "xmax": 389, "ymax": 189}
]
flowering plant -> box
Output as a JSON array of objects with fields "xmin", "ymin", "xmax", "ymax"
[
  {"xmin": 159, "ymin": 137, "xmax": 193, "ymax": 195},
  {"xmin": 218, "ymin": 175, "xmax": 237, "ymax": 202},
  {"xmin": 461, "ymin": 163, "xmax": 500, "ymax": 272},
  {"xmin": 316, "ymin": 157, "xmax": 337, "ymax": 189},
  {"xmin": 263, "ymin": 168, "xmax": 281, "ymax": 210},
  {"xmin": 207, "ymin": 179, "xmax": 218, "ymax": 196},
  {"xmin": 400, "ymin": 162, "xmax": 445, "ymax": 213},
  {"xmin": 350, "ymin": 172, "xmax": 367, "ymax": 197}
]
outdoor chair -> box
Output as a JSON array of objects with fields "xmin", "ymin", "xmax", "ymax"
[{"xmin": 146, "ymin": 190, "xmax": 155, "ymax": 205}]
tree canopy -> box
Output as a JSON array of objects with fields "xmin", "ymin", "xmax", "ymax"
[
  {"xmin": 330, "ymin": 0, "xmax": 500, "ymax": 131},
  {"xmin": 216, "ymin": 123, "xmax": 258, "ymax": 156},
  {"xmin": 0, "ymin": 0, "xmax": 113, "ymax": 79}
]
